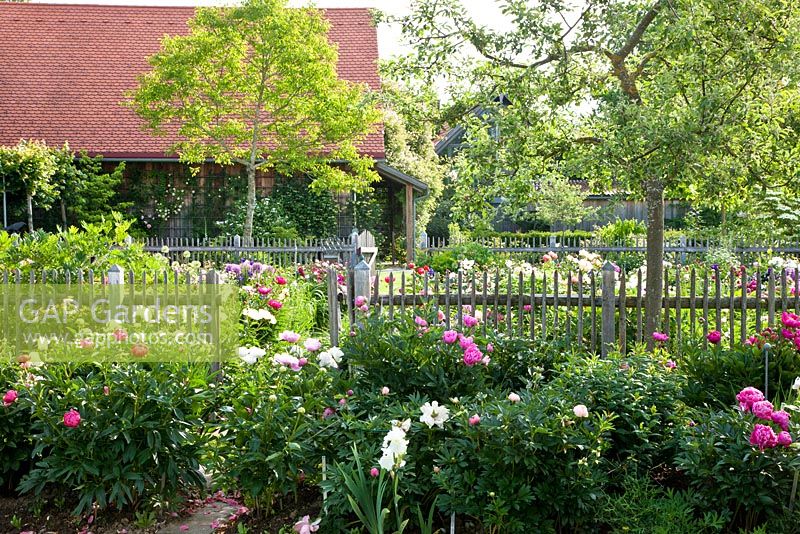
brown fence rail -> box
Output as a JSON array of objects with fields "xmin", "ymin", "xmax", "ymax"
[{"xmin": 343, "ymin": 261, "xmax": 800, "ymax": 356}]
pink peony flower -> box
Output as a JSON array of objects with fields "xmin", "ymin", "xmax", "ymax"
[
  {"xmin": 298, "ymin": 357, "xmax": 308, "ymax": 367},
  {"xmin": 414, "ymin": 316, "xmax": 428, "ymax": 327},
  {"xmin": 707, "ymin": 330, "xmax": 722, "ymax": 344},
  {"xmin": 78, "ymin": 338, "xmax": 94, "ymax": 349},
  {"xmin": 750, "ymin": 423, "xmax": 778, "ymax": 450},
  {"xmin": 304, "ymin": 338, "xmax": 322, "ymax": 352},
  {"xmin": 180, "ymin": 525, "xmax": 189, "ymax": 532},
  {"xmin": 752, "ymin": 400, "xmax": 774, "ymax": 420},
  {"xmin": 442, "ymin": 330, "xmax": 458, "ymax": 344},
  {"xmin": 737, "ymin": 387, "xmax": 765, "ymax": 412},
  {"xmin": 322, "ymin": 407, "xmax": 335, "ymax": 419},
  {"xmin": 573, "ymin": 404, "xmax": 589, "ymax": 418},
  {"xmin": 339, "ymin": 398, "xmax": 346, "ymax": 406},
  {"xmin": 665, "ymin": 360, "xmax": 676, "ymax": 370},
  {"xmin": 437, "ymin": 310, "xmax": 445, "ymax": 322},
  {"xmin": 463, "ymin": 315, "xmax": 479, "ymax": 328},
  {"xmin": 370, "ymin": 467, "xmax": 379, "ymax": 477},
  {"xmin": 745, "ymin": 335, "xmax": 758, "ymax": 346},
  {"xmin": 782, "ymin": 328, "xmax": 796, "ymax": 340},
  {"xmin": 354, "ymin": 295, "xmax": 367, "ymax": 307},
  {"xmin": 782, "ymin": 312, "xmax": 800, "ymax": 329},
  {"xmin": 275, "ymin": 276, "xmax": 287, "ymax": 285},
  {"xmin": 273, "ymin": 353, "xmax": 302, "ymax": 371},
  {"xmin": 279, "ymin": 331, "xmax": 301, "ymax": 343},
  {"xmin": 3, "ymin": 389, "xmax": 17, "ymax": 406},
  {"xmin": 508, "ymin": 392, "xmax": 521, "ymax": 403},
  {"xmin": 459, "ymin": 336, "xmax": 475, "ymax": 350},
  {"xmin": 347, "ymin": 389, "xmax": 354, "ymax": 396},
  {"xmin": 772, "ymin": 410, "xmax": 791, "ymax": 431},
  {"xmin": 268, "ymin": 299, "xmax": 283, "ymax": 310},
  {"xmin": 103, "ymin": 386, "xmax": 110, "ymax": 396},
  {"xmin": 112, "ymin": 329, "xmax": 128, "ymax": 342},
  {"xmin": 463, "ymin": 345, "xmax": 483, "ymax": 367},
  {"xmin": 652, "ymin": 332, "xmax": 668, "ymax": 343},
  {"xmin": 257, "ymin": 286, "xmax": 271, "ymax": 296},
  {"xmin": 381, "ymin": 386, "xmax": 390, "ymax": 395},
  {"xmin": 63, "ymin": 409, "xmax": 81, "ymax": 428},
  {"xmin": 777, "ymin": 431, "xmax": 793, "ymax": 447},
  {"xmin": 486, "ymin": 342, "xmax": 494, "ymax": 353},
  {"xmin": 523, "ymin": 304, "xmax": 532, "ymax": 312},
  {"xmin": 469, "ymin": 414, "xmax": 481, "ymax": 426}
]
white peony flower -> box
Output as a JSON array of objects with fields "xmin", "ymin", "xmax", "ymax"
[
  {"xmin": 419, "ymin": 401, "xmax": 450, "ymax": 428},
  {"xmin": 793, "ymin": 377, "xmax": 800, "ymax": 390},
  {"xmin": 238, "ymin": 346, "xmax": 266, "ymax": 364},
  {"xmin": 318, "ymin": 350, "xmax": 339, "ymax": 369}
]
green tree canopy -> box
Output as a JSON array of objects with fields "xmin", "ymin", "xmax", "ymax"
[
  {"xmin": 130, "ymin": 0, "xmax": 382, "ymax": 242},
  {"xmin": 387, "ymin": 0, "xmax": 800, "ymax": 341},
  {"xmin": 0, "ymin": 140, "xmax": 57, "ymax": 231}
]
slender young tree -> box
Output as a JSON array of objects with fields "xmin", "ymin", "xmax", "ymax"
[
  {"xmin": 130, "ymin": 0, "xmax": 382, "ymax": 243},
  {"xmin": 0, "ymin": 140, "xmax": 58, "ymax": 231}
]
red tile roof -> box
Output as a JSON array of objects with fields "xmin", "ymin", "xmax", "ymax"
[{"xmin": 0, "ymin": 3, "xmax": 384, "ymax": 159}]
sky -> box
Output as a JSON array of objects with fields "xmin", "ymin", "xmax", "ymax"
[{"xmin": 28, "ymin": 0, "xmax": 515, "ymax": 60}]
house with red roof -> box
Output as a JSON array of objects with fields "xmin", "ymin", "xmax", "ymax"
[{"xmin": 0, "ymin": 2, "xmax": 426, "ymax": 259}]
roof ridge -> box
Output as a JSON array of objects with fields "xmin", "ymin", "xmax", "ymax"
[{"xmin": 1, "ymin": 3, "xmax": 373, "ymax": 11}]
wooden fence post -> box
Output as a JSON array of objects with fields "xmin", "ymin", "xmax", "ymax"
[
  {"xmin": 601, "ymin": 261, "xmax": 616, "ymax": 357},
  {"xmin": 354, "ymin": 259, "xmax": 372, "ymax": 305},
  {"xmin": 205, "ymin": 269, "xmax": 222, "ymax": 379},
  {"xmin": 327, "ymin": 267, "xmax": 341, "ymax": 347}
]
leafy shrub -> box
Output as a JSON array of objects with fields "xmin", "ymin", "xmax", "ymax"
[
  {"xmin": 675, "ymin": 406, "xmax": 800, "ymax": 531},
  {"xmin": 216, "ymin": 196, "xmax": 299, "ymax": 240},
  {"xmin": 0, "ymin": 362, "xmax": 32, "ymax": 492},
  {"xmin": 17, "ymin": 363, "xmax": 212, "ymax": 515},
  {"xmin": 596, "ymin": 218, "xmax": 646, "ymax": 246},
  {"xmin": 426, "ymin": 242, "xmax": 493, "ymax": 273}
]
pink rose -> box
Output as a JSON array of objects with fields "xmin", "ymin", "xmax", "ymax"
[
  {"xmin": 3, "ymin": 389, "xmax": 18, "ymax": 406},
  {"xmin": 63, "ymin": 409, "xmax": 81, "ymax": 428}
]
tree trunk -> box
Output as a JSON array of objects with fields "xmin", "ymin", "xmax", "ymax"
[
  {"xmin": 644, "ymin": 179, "xmax": 665, "ymax": 349},
  {"xmin": 60, "ymin": 197, "xmax": 67, "ymax": 228},
  {"xmin": 243, "ymin": 164, "xmax": 256, "ymax": 245},
  {"xmin": 26, "ymin": 193, "xmax": 34, "ymax": 232}
]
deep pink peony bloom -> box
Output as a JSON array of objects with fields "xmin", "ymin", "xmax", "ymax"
[
  {"xmin": 782, "ymin": 312, "xmax": 800, "ymax": 329},
  {"xmin": 268, "ymin": 299, "xmax": 283, "ymax": 310},
  {"xmin": 772, "ymin": 410, "xmax": 791, "ymax": 431},
  {"xmin": 463, "ymin": 345, "xmax": 483, "ymax": 366},
  {"xmin": 63, "ymin": 409, "xmax": 81, "ymax": 428},
  {"xmin": 370, "ymin": 467, "xmax": 379, "ymax": 477},
  {"xmin": 782, "ymin": 328, "xmax": 796, "ymax": 340},
  {"xmin": 257, "ymin": 286, "xmax": 271, "ymax": 296},
  {"xmin": 459, "ymin": 336, "xmax": 475, "ymax": 350},
  {"xmin": 442, "ymin": 330, "xmax": 458, "ymax": 344},
  {"xmin": 652, "ymin": 332, "xmax": 668, "ymax": 343},
  {"xmin": 777, "ymin": 431, "xmax": 793, "ymax": 447},
  {"xmin": 752, "ymin": 400, "xmax": 774, "ymax": 420},
  {"xmin": 3, "ymin": 389, "xmax": 17, "ymax": 406},
  {"xmin": 665, "ymin": 360, "xmax": 676, "ymax": 370},
  {"xmin": 750, "ymin": 423, "xmax": 778, "ymax": 450},
  {"xmin": 415, "ymin": 316, "xmax": 428, "ymax": 327},
  {"xmin": 707, "ymin": 330, "xmax": 722, "ymax": 344},
  {"xmin": 463, "ymin": 315, "xmax": 479, "ymax": 328},
  {"xmin": 737, "ymin": 387, "xmax": 765, "ymax": 412},
  {"xmin": 354, "ymin": 296, "xmax": 367, "ymax": 307},
  {"xmin": 275, "ymin": 276, "xmax": 287, "ymax": 285}
]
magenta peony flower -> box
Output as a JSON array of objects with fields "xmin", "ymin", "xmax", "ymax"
[
  {"xmin": 358, "ymin": 304, "xmax": 369, "ymax": 313},
  {"xmin": 63, "ymin": 409, "xmax": 81, "ymax": 428},
  {"xmin": 737, "ymin": 387, "xmax": 765, "ymax": 412},
  {"xmin": 523, "ymin": 304, "xmax": 532, "ymax": 312},
  {"xmin": 486, "ymin": 342, "xmax": 494, "ymax": 353},
  {"xmin": 442, "ymin": 330, "xmax": 458, "ymax": 344},
  {"xmin": 322, "ymin": 407, "xmax": 335, "ymax": 419},
  {"xmin": 298, "ymin": 357, "xmax": 308, "ymax": 367},
  {"xmin": 468, "ymin": 414, "xmax": 481, "ymax": 426},
  {"xmin": 257, "ymin": 286, "xmax": 271, "ymax": 296},
  {"xmin": 652, "ymin": 332, "xmax": 668, "ymax": 343},
  {"xmin": 782, "ymin": 312, "xmax": 800, "ymax": 329},
  {"xmin": 772, "ymin": 410, "xmax": 791, "ymax": 431},
  {"xmin": 777, "ymin": 431, "xmax": 793, "ymax": 447},
  {"xmin": 707, "ymin": 330, "xmax": 722, "ymax": 344},
  {"xmin": 354, "ymin": 295, "xmax": 367, "ymax": 307},
  {"xmin": 268, "ymin": 299, "xmax": 283, "ymax": 310},
  {"xmin": 304, "ymin": 338, "xmax": 322, "ymax": 352},
  {"xmin": 782, "ymin": 328, "xmax": 796, "ymax": 340},
  {"xmin": 463, "ymin": 345, "xmax": 483, "ymax": 366},
  {"xmin": 414, "ymin": 316, "xmax": 428, "ymax": 327},
  {"xmin": 752, "ymin": 400, "xmax": 774, "ymax": 420},
  {"xmin": 463, "ymin": 315, "xmax": 479, "ymax": 328},
  {"xmin": 750, "ymin": 423, "xmax": 778, "ymax": 450},
  {"xmin": 3, "ymin": 389, "xmax": 17, "ymax": 406},
  {"xmin": 275, "ymin": 276, "xmax": 287, "ymax": 285},
  {"xmin": 665, "ymin": 360, "xmax": 677, "ymax": 370},
  {"xmin": 459, "ymin": 336, "xmax": 475, "ymax": 350}
]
